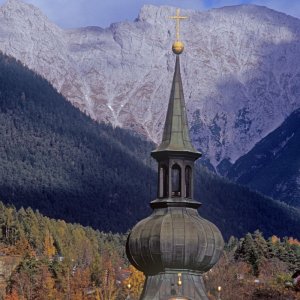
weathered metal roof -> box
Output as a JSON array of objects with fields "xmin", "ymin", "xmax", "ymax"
[
  {"xmin": 152, "ymin": 55, "xmax": 200, "ymax": 157},
  {"xmin": 140, "ymin": 271, "xmax": 209, "ymax": 300},
  {"xmin": 126, "ymin": 207, "xmax": 224, "ymax": 275}
]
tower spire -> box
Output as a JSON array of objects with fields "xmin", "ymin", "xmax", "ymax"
[
  {"xmin": 126, "ymin": 8, "xmax": 224, "ymax": 300},
  {"xmin": 152, "ymin": 9, "xmax": 200, "ymax": 160},
  {"xmin": 151, "ymin": 55, "xmax": 201, "ymax": 159}
]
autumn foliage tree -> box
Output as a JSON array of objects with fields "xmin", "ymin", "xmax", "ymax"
[
  {"xmin": 43, "ymin": 230, "xmax": 56, "ymax": 258},
  {"xmin": 0, "ymin": 202, "xmax": 128, "ymax": 299},
  {"xmin": 4, "ymin": 290, "xmax": 19, "ymax": 300},
  {"xmin": 123, "ymin": 265, "xmax": 145, "ymax": 300},
  {"xmin": 206, "ymin": 231, "xmax": 300, "ymax": 300},
  {"xmin": 98, "ymin": 259, "xmax": 119, "ymax": 300}
]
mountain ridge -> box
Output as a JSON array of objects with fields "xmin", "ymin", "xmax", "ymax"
[{"xmin": 1, "ymin": 1, "xmax": 300, "ymax": 170}]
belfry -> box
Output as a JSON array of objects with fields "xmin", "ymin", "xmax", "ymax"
[{"xmin": 126, "ymin": 9, "xmax": 224, "ymax": 300}]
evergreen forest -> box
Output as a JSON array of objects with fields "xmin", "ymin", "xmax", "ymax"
[{"xmin": 227, "ymin": 108, "xmax": 300, "ymax": 207}]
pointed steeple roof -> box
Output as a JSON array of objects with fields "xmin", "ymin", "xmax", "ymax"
[{"xmin": 152, "ymin": 55, "xmax": 201, "ymax": 159}]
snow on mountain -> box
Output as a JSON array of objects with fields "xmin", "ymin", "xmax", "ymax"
[{"xmin": 1, "ymin": 0, "xmax": 300, "ymax": 169}]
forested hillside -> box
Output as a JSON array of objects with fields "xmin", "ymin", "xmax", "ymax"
[
  {"xmin": 0, "ymin": 201, "xmax": 299, "ymax": 299},
  {"xmin": 227, "ymin": 109, "xmax": 300, "ymax": 207},
  {"xmin": 0, "ymin": 53, "xmax": 300, "ymax": 239},
  {"xmin": 0, "ymin": 201, "xmax": 131, "ymax": 299},
  {"xmin": 196, "ymin": 167, "xmax": 300, "ymax": 239},
  {"xmin": 0, "ymin": 53, "xmax": 155, "ymax": 232}
]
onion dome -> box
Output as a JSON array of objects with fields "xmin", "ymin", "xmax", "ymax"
[{"xmin": 126, "ymin": 207, "xmax": 224, "ymax": 275}]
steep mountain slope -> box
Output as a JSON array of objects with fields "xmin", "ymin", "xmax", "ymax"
[
  {"xmin": 0, "ymin": 53, "xmax": 300, "ymax": 239},
  {"xmin": 0, "ymin": 0, "xmax": 300, "ymax": 170},
  {"xmin": 0, "ymin": 53, "xmax": 156, "ymax": 232},
  {"xmin": 227, "ymin": 108, "xmax": 300, "ymax": 207}
]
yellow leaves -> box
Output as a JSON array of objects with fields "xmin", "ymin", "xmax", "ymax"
[
  {"xmin": 271, "ymin": 235, "xmax": 280, "ymax": 244},
  {"xmin": 270, "ymin": 235, "xmax": 299, "ymax": 246},
  {"xmin": 99, "ymin": 260, "xmax": 119, "ymax": 300},
  {"xmin": 36, "ymin": 266, "xmax": 58, "ymax": 300},
  {"xmin": 15, "ymin": 236, "xmax": 35, "ymax": 257},
  {"xmin": 43, "ymin": 229, "xmax": 56, "ymax": 258},
  {"xmin": 69, "ymin": 268, "xmax": 91, "ymax": 300},
  {"xmin": 123, "ymin": 265, "xmax": 145, "ymax": 300}
]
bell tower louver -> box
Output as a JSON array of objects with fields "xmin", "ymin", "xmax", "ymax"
[{"xmin": 126, "ymin": 9, "xmax": 224, "ymax": 300}]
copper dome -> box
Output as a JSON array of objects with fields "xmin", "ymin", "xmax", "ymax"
[{"xmin": 126, "ymin": 206, "xmax": 224, "ymax": 275}]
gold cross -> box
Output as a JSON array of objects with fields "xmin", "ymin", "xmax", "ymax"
[{"xmin": 169, "ymin": 8, "xmax": 188, "ymax": 41}]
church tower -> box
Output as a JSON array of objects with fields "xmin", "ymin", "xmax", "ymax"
[{"xmin": 126, "ymin": 9, "xmax": 224, "ymax": 300}]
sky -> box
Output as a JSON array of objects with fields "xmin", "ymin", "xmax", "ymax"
[{"xmin": 1, "ymin": 0, "xmax": 300, "ymax": 28}]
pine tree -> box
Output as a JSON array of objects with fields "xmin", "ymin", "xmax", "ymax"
[
  {"xmin": 253, "ymin": 230, "xmax": 268, "ymax": 258},
  {"xmin": 235, "ymin": 233, "xmax": 261, "ymax": 276},
  {"xmin": 226, "ymin": 236, "xmax": 239, "ymax": 252}
]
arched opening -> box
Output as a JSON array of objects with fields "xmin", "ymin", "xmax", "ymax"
[
  {"xmin": 185, "ymin": 166, "xmax": 192, "ymax": 198},
  {"xmin": 172, "ymin": 164, "xmax": 181, "ymax": 197},
  {"xmin": 159, "ymin": 165, "xmax": 169, "ymax": 198}
]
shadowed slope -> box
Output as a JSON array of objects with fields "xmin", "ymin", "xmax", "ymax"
[{"xmin": 0, "ymin": 53, "xmax": 299, "ymax": 239}]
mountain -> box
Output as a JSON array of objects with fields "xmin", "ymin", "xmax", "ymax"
[
  {"xmin": 0, "ymin": 0, "xmax": 300, "ymax": 170},
  {"xmin": 0, "ymin": 53, "xmax": 156, "ymax": 233},
  {"xmin": 227, "ymin": 108, "xmax": 300, "ymax": 207},
  {"xmin": 0, "ymin": 52, "xmax": 300, "ymax": 239}
]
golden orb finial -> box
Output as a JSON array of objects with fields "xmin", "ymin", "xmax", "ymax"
[
  {"xmin": 172, "ymin": 41, "xmax": 184, "ymax": 54},
  {"xmin": 169, "ymin": 8, "xmax": 188, "ymax": 55}
]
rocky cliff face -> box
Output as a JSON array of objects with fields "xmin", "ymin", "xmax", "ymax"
[{"xmin": 1, "ymin": 0, "xmax": 300, "ymax": 170}]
